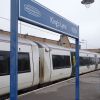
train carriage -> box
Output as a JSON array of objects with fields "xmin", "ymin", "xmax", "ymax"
[
  {"xmin": 0, "ymin": 33, "xmax": 100, "ymax": 96},
  {"xmin": 37, "ymin": 42, "xmax": 72, "ymax": 83},
  {"xmin": 0, "ymin": 34, "xmax": 39, "ymax": 95}
]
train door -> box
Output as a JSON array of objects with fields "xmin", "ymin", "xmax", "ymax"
[
  {"xmin": 95, "ymin": 54, "xmax": 98, "ymax": 70},
  {"xmin": 71, "ymin": 52, "xmax": 76, "ymax": 76},
  {"xmin": 50, "ymin": 49, "xmax": 72, "ymax": 81},
  {"xmin": 0, "ymin": 41, "xmax": 11, "ymax": 95},
  {"xmin": 88, "ymin": 53, "xmax": 96, "ymax": 71},
  {"xmin": 97, "ymin": 55, "xmax": 100, "ymax": 69},
  {"xmin": 99, "ymin": 56, "xmax": 100, "ymax": 69},
  {"xmin": 17, "ymin": 43, "xmax": 33, "ymax": 90}
]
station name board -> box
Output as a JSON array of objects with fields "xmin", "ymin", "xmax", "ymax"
[{"xmin": 19, "ymin": 0, "xmax": 79, "ymax": 38}]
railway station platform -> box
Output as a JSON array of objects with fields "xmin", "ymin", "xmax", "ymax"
[{"xmin": 16, "ymin": 70, "xmax": 100, "ymax": 100}]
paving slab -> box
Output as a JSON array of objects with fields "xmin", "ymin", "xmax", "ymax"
[{"xmin": 18, "ymin": 70, "xmax": 100, "ymax": 100}]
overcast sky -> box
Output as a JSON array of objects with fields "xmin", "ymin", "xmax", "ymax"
[{"xmin": 0, "ymin": 0, "xmax": 100, "ymax": 49}]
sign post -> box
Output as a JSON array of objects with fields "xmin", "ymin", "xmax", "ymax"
[
  {"xmin": 10, "ymin": 0, "xmax": 18, "ymax": 100},
  {"xmin": 10, "ymin": 0, "xmax": 80, "ymax": 100},
  {"xmin": 75, "ymin": 37, "xmax": 80, "ymax": 100}
]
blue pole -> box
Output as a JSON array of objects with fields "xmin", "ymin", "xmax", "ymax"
[
  {"xmin": 75, "ymin": 38, "xmax": 80, "ymax": 100},
  {"xmin": 10, "ymin": 0, "xmax": 18, "ymax": 100}
]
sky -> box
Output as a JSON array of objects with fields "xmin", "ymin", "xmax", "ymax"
[{"xmin": 0, "ymin": 0, "xmax": 100, "ymax": 49}]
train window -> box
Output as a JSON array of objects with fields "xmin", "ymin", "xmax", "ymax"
[
  {"xmin": 80, "ymin": 57, "xmax": 96, "ymax": 66},
  {"xmin": 0, "ymin": 51, "xmax": 10, "ymax": 76},
  {"xmin": 52, "ymin": 55, "xmax": 70, "ymax": 69},
  {"xmin": 18, "ymin": 53, "xmax": 31, "ymax": 73},
  {"xmin": 80, "ymin": 57, "xmax": 90, "ymax": 66},
  {"xmin": 0, "ymin": 51, "xmax": 30, "ymax": 76},
  {"xmin": 89, "ymin": 57, "xmax": 95, "ymax": 65}
]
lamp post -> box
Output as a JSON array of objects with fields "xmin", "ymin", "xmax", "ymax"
[{"xmin": 81, "ymin": 39, "xmax": 87, "ymax": 49}]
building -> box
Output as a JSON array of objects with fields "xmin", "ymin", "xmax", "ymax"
[{"xmin": 0, "ymin": 30, "xmax": 71, "ymax": 48}]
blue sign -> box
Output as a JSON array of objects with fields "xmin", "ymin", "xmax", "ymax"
[{"xmin": 19, "ymin": 0, "xmax": 79, "ymax": 38}]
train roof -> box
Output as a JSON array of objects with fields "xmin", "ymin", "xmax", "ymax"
[
  {"xmin": 36, "ymin": 42, "xmax": 100, "ymax": 56},
  {"xmin": 0, "ymin": 33, "xmax": 38, "ymax": 46},
  {"xmin": 35, "ymin": 42, "xmax": 72, "ymax": 51},
  {"xmin": 0, "ymin": 33, "xmax": 100, "ymax": 57}
]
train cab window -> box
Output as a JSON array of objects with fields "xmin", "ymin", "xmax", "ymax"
[
  {"xmin": 18, "ymin": 53, "xmax": 31, "ymax": 73},
  {"xmin": 52, "ymin": 55, "xmax": 70, "ymax": 69},
  {"xmin": 0, "ymin": 51, "xmax": 30, "ymax": 76},
  {"xmin": 0, "ymin": 51, "xmax": 10, "ymax": 76}
]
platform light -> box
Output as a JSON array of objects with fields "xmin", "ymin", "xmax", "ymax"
[{"xmin": 81, "ymin": 0, "xmax": 94, "ymax": 8}]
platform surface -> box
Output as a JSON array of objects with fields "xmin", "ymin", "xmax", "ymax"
[{"xmin": 18, "ymin": 70, "xmax": 100, "ymax": 100}]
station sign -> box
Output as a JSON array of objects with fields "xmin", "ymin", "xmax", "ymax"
[{"xmin": 19, "ymin": 0, "xmax": 79, "ymax": 38}]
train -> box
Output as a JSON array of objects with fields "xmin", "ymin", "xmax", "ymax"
[{"xmin": 0, "ymin": 33, "xmax": 100, "ymax": 96}]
